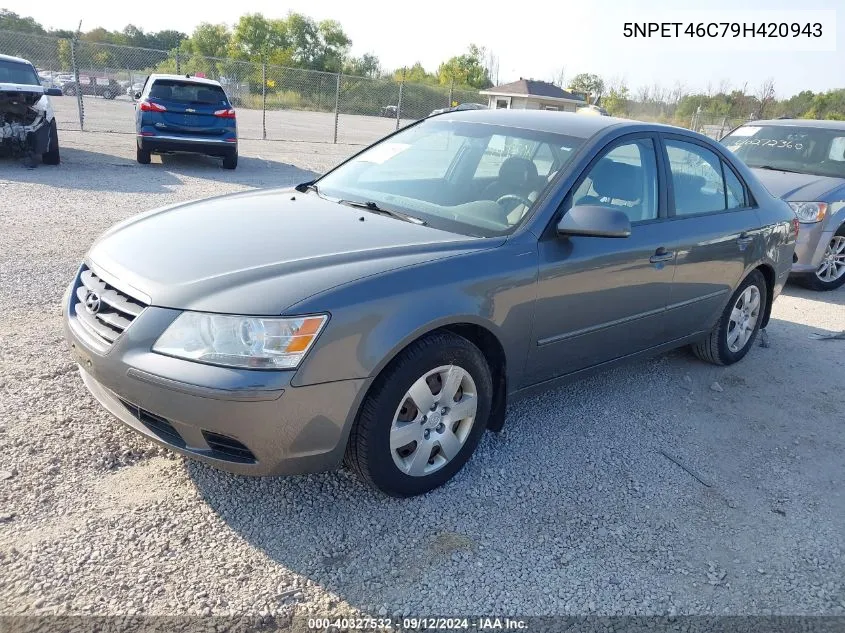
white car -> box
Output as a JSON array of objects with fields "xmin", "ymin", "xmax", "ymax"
[{"xmin": 1, "ymin": 54, "xmax": 62, "ymax": 166}]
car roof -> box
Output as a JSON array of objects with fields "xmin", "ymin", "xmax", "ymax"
[
  {"xmin": 147, "ymin": 73, "xmax": 223, "ymax": 87},
  {"xmin": 431, "ymin": 108, "xmax": 687, "ymax": 139},
  {"xmin": 0, "ymin": 53, "xmax": 33, "ymax": 65},
  {"xmin": 741, "ymin": 118, "xmax": 845, "ymax": 131}
]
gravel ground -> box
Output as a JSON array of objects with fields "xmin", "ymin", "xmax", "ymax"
[
  {"xmin": 1, "ymin": 132, "xmax": 844, "ymax": 622},
  {"xmin": 52, "ymin": 95, "xmax": 414, "ymax": 145}
]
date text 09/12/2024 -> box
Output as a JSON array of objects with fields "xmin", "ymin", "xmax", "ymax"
[{"xmin": 622, "ymin": 22, "xmax": 823, "ymax": 38}]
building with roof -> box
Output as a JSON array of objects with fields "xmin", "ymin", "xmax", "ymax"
[{"xmin": 479, "ymin": 79, "xmax": 587, "ymax": 112}]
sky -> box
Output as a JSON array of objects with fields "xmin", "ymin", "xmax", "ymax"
[{"xmin": 4, "ymin": 0, "xmax": 843, "ymax": 97}]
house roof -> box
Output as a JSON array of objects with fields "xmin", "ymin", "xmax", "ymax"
[{"xmin": 480, "ymin": 79, "xmax": 585, "ymax": 103}]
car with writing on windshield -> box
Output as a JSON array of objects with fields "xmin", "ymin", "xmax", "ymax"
[
  {"xmin": 721, "ymin": 119, "xmax": 845, "ymax": 290},
  {"xmin": 134, "ymin": 74, "xmax": 237, "ymax": 169},
  {"xmin": 63, "ymin": 110, "xmax": 796, "ymax": 497}
]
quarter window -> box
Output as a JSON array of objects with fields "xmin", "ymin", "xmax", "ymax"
[
  {"xmin": 723, "ymin": 163, "xmax": 747, "ymax": 209},
  {"xmin": 570, "ymin": 139, "xmax": 659, "ymax": 223}
]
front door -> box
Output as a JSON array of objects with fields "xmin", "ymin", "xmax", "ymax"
[{"xmin": 525, "ymin": 136, "xmax": 675, "ymax": 386}]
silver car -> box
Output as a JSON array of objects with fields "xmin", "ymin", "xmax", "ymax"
[
  {"xmin": 62, "ymin": 111, "xmax": 797, "ymax": 496},
  {"xmin": 721, "ymin": 119, "xmax": 845, "ymax": 290}
]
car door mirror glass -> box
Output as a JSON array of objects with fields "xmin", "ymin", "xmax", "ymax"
[
  {"xmin": 134, "ymin": 92, "xmax": 142, "ymax": 100},
  {"xmin": 44, "ymin": 88, "xmax": 62, "ymax": 97},
  {"xmin": 557, "ymin": 205, "xmax": 632, "ymax": 238}
]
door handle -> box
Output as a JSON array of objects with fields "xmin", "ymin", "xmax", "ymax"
[
  {"xmin": 737, "ymin": 232, "xmax": 754, "ymax": 246},
  {"xmin": 649, "ymin": 247, "xmax": 675, "ymax": 264}
]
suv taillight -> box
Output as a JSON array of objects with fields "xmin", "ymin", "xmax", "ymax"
[
  {"xmin": 214, "ymin": 108, "xmax": 236, "ymax": 119},
  {"xmin": 139, "ymin": 100, "xmax": 166, "ymax": 112}
]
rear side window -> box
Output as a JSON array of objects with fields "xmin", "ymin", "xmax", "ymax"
[
  {"xmin": 148, "ymin": 80, "xmax": 228, "ymax": 105},
  {"xmin": 665, "ymin": 140, "xmax": 728, "ymax": 215},
  {"xmin": 723, "ymin": 163, "xmax": 747, "ymax": 209}
]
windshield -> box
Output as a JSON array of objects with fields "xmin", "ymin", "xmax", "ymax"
[
  {"xmin": 148, "ymin": 80, "xmax": 229, "ymax": 105},
  {"xmin": 0, "ymin": 60, "xmax": 40, "ymax": 86},
  {"xmin": 721, "ymin": 124, "xmax": 845, "ymax": 178},
  {"xmin": 315, "ymin": 119, "xmax": 584, "ymax": 236}
]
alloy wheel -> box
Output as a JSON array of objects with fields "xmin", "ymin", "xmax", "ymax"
[
  {"xmin": 727, "ymin": 285, "xmax": 761, "ymax": 353},
  {"xmin": 389, "ymin": 365, "xmax": 477, "ymax": 477},
  {"xmin": 815, "ymin": 236, "xmax": 845, "ymax": 283}
]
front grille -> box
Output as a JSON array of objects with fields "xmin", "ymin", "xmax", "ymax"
[
  {"xmin": 73, "ymin": 266, "xmax": 147, "ymax": 346},
  {"xmin": 119, "ymin": 399, "xmax": 185, "ymax": 448},
  {"xmin": 202, "ymin": 431, "xmax": 257, "ymax": 463}
]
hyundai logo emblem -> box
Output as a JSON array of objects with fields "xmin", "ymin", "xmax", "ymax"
[{"xmin": 84, "ymin": 291, "xmax": 101, "ymax": 314}]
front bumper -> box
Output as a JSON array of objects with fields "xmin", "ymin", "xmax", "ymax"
[
  {"xmin": 61, "ymin": 268, "xmax": 369, "ymax": 476},
  {"xmin": 791, "ymin": 221, "xmax": 833, "ymax": 274}
]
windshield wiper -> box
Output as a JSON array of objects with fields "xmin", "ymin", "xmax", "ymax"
[
  {"xmin": 755, "ymin": 165, "xmax": 806, "ymax": 174},
  {"xmin": 338, "ymin": 199, "xmax": 427, "ymax": 225}
]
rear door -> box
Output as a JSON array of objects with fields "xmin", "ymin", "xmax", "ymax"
[
  {"xmin": 145, "ymin": 79, "xmax": 232, "ymax": 136},
  {"xmin": 656, "ymin": 134, "xmax": 763, "ymax": 340}
]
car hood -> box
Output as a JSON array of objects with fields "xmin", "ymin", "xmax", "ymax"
[
  {"xmin": 750, "ymin": 167, "xmax": 845, "ymax": 202},
  {"xmin": 87, "ymin": 188, "xmax": 501, "ymax": 315},
  {"xmin": 0, "ymin": 82, "xmax": 45, "ymax": 108}
]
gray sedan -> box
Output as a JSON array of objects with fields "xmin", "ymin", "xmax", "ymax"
[
  {"xmin": 62, "ymin": 110, "xmax": 797, "ymax": 497},
  {"xmin": 721, "ymin": 119, "xmax": 845, "ymax": 290}
]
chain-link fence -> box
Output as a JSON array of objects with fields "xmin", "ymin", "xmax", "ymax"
[
  {"xmin": 1, "ymin": 28, "xmax": 489, "ymax": 145},
  {"xmin": 2, "ymin": 27, "xmax": 750, "ymax": 147}
]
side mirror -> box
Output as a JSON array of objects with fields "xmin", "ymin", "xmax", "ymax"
[
  {"xmin": 134, "ymin": 92, "xmax": 142, "ymax": 100},
  {"xmin": 45, "ymin": 87, "xmax": 62, "ymax": 97},
  {"xmin": 557, "ymin": 205, "xmax": 632, "ymax": 238}
]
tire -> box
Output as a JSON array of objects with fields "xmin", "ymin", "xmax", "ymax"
[
  {"xmin": 345, "ymin": 331, "xmax": 493, "ymax": 497},
  {"xmin": 41, "ymin": 120, "xmax": 60, "ymax": 165},
  {"xmin": 136, "ymin": 143, "xmax": 151, "ymax": 165},
  {"xmin": 102, "ymin": 90, "xmax": 113, "ymax": 100},
  {"xmin": 692, "ymin": 269, "xmax": 767, "ymax": 366},
  {"xmin": 222, "ymin": 151, "xmax": 238, "ymax": 170},
  {"xmin": 796, "ymin": 225, "xmax": 845, "ymax": 291}
]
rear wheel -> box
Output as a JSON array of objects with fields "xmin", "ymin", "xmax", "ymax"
[
  {"xmin": 345, "ymin": 331, "xmax": 492, "ymax": 497},
  {"xmin": 692, "ymin": 269, "xmax": 767, "ymax": 366},
  {"xmin": 136, "ymin": 143, "xmax": 151, "ymax": 165},
  {"xmin": 41, "ymin": 120, "xmax": 60, "ymax": 165},
  {"xmin": 798, "ymin": 226, "xmax": 845, "ymax": 291},
  {"xmin": 222, "ymin": 151, "xmax": 238, "ymax": 170}
]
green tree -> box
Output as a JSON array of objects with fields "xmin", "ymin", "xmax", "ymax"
[
  {"xmin": 183, "ymin": 23, "xmax": 231, "ymax": 58},
  {"xmin": 603, "ymin": 83, "xmax": 629, "ymax": 116},
  {"xmin": 344, "ymin": 53, "xmax": 381, "ymax": 78},
  {"xmin": 0, "ymin": 9, "xmax": 45, "ymax": 33},
  {"xmin": 396, "ymin": 62, "xmax": 434, "ymax": 83},
  {"xmin": 436, "ymin": 44, "xmax": 491, "ymax": 89},
  {"xmin": 231, "ymin": 13, "xmax": 287, "ymax": 59},
  {"xmin": 568, "ymin": 73, "xmax": 605, "ymax": 103}
]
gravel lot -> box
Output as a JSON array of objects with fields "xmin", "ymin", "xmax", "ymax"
[
  {"xmin": 1, "ymin": 131, "xmax": 844, "ymax": 622},
  {"xmin": 53, "ymin": 95, "xmax": 414, "ymax": 145}
]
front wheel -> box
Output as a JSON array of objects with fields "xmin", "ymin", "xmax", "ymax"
[
  {"xmin": 798, "ymin": 226, "xmax": 845, "ymax": 291},
  {"xmin": 345, "ymin": 331, "xmax": 493, "ymax": 497},
  {"xmin": 41, "ymin": 120, "xmax": 60, "ymax": 165},
  {"xmin": 691, "ymin": 269, "xmax": 767, "ymax": 366}
]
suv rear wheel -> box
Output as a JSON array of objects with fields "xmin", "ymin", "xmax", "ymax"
[
  {"xmin": 41, "ymin": 120, "xmax": 60, "ymax": 165},
  {"xmin": 136, "ymin": 143, "xmax": 151, "ymax": 165}
]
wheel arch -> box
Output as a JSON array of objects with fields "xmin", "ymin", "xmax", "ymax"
[
  {"xmin": 748, "ymin": 262, "xmax": 776, "ymax": 328},
  {"xmin": 357, "ymin": 318, "xmax": 510, "ymax": 436}
]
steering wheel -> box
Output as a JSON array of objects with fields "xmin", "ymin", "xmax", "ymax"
[{"xmin": 496, "ymin": 194, "xmax": 533, "ymax": 208}]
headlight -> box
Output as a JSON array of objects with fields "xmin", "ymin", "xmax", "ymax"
[
  {"xmin": 788, "ymin": 201, "xmax": 828, "ymax": 223},
  {"xmin": 153, "ymin": 313, "xmax": 328, "ymax": 369}
]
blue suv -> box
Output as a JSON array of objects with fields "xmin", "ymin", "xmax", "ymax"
[{"xmin": 135, "ymin": 74, "xmax": 238, "ymax": 169}]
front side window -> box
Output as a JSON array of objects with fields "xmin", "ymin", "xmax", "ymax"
[
  {"xmin": 665, "ymin": 140, "xmax": 728, "ymax": 216},
  {"xmin": 721, "ymin": 124, "xmax": 845, "ymax": 179},
  {"xmin": 570, "ymin": 139, "xmax": 659, "ymax": 223},
  {"xmin": 316, "ymin": 120, "xmax": 584, "ymax": 236}
]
